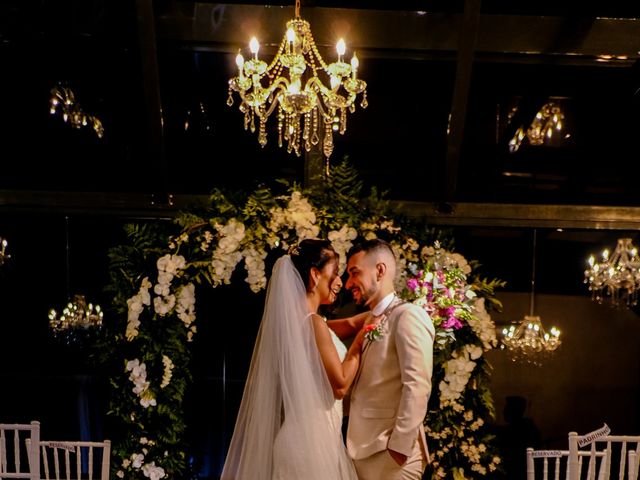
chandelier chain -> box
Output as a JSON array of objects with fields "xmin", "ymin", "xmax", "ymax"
[
  {"xmin": 530, "ymin": 228, "xmax": 537, "ymax": 316},
  {"xmin": 65, "ymin": 215, "xmax": 71, "ymax": 300}
]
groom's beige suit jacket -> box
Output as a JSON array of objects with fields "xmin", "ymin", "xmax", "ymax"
[{"xmin": 347, "ymin": 299, "xmax": 435, "ymax": 461}]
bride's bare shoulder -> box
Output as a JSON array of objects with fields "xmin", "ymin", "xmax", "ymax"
[{"xmin": 309, "ymin": 313, "xmax": 326, "ymax": 323}]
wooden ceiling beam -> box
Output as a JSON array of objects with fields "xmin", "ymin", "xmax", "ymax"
[{"xmin": 155, "ymin": 4, "xmax": 640, "ymax": 64}]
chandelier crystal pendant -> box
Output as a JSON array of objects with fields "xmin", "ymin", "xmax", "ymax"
[
  {"xmin": 501, "ymin": 229, "xmax": 561, "ymax": 365},
  {"xmin": 227, "ymin": 0, "xmax": 367, "ymax": 158},
  {"xmin": 584, "ymin": 238, "xmax": 640, "ymax": 307}
]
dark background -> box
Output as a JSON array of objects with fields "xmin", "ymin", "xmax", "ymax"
[{"xmin": 2, "ymin": 1, "xmax": 640, "ymax": 478}]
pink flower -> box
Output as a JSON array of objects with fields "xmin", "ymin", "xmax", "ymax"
[
  {"xmin": 442, "ymin": 317, "xmax": 464, "ymax": 330},
  {"xmin": 407, "ymin": 278, "xmax": 419, "ymax": 291}
]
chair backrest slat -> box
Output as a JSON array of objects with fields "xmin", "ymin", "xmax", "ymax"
[
  {"xmin": 53, "ymin": 448, "xmax": 60, "ymax": 480},
  {"xmin": 40, "ymin": 446, "xmax": 49, "ymax": 480},
  {"xmin": 1, "ymin": 430, "xmax": 6, "ymax": 474},
  {"xmin": 74, "ymin": 447, "xmax": 79, "ymax": 480},
  {"xmin": 628, "ymin": 451, "xmax": 638, "ymax": 480},
  {"xmin": 12, "ymin": 431, "xmax": 19, "ymax": 474}
]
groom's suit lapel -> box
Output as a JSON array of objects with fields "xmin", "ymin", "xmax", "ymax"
[{"xmin": 353, "ymin": 298, "xmax": 405, "ymax": 390}]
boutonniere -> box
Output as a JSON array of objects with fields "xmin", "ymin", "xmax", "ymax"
[{"xmin": 363, "ymin": 322, "xmax": 384, "ymax": 342}]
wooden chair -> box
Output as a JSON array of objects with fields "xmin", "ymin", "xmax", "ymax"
[
  {"xmin": 26, "ymin": 440, "xmax": 110, "ymax": 480},
  {"xmin": 527, "ymin": 447, "xmax": 608, "ymax": 480},
  {"xmin": 568, "ymin": 432, "xmax": 640, "ymax": 480},
  {"xmin": 0, "ymin": 421, "xmax": 40, "ymax": 480}
]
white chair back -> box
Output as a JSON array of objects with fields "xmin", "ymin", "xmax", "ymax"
[
  {"xmin": 527, "ymin": 448, "xmax": 608, "ymax": 480},
  {"xmin": 26, "ymin": 440, "xmax": 110, "ymax": 480},
  {"xmin": 569, "ymin": 432, "xmax": 640, "ymax": 480},
  {"xmin": 0, "ymin": 422, "xmax": 40, "ymax": 480}
]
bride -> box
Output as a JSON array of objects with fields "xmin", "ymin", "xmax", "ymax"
[{"xmin": 221, "ymin": 239, "xmax": 365, "ymax": 480}]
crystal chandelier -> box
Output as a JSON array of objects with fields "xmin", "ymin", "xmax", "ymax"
[
  {"xmin": 227, "ymin": 0, "xmax": 367, "ymax": 158},
  {"xmin": 501, "ymin": 230, "xmax": 561, "ymax": 365},
  {"xmin": 0, "ymin": 237, "xmax": 9, "ymax": 266},
  {"xmin": 508, "ymin": 98, "xmax": 567, "ymax": 153},
  {"xmin": 49, "ymin": 294, "xmax": 104, "ymax": 334},
  {"xmin": 584, "ymin": 238, "xmax": 640, "ymax": 307},
  {"xmin": 48, "ymin": 217, "xmax": 103, "ymax": 344},
  {"xmin": 50, "ymin": 84, "xmax": 104, "ymax": 138}
]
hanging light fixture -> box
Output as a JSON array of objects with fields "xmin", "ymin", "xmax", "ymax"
[
  {"xmin": 49, "ymin": 84, "xmax": 104, "ymax": 138},
  {"xmin": 508, "ymin": 97, "xmax": 568, "ymax": 153},
  {"xmin": 501, "ymin": 229, "xmax": 561, "ymax": 365},
  {"xmin": 584, "ymin": 238, "xmax": 640, "ymax": 307},
  {"xmin": 0, "ymin": 237, "xmax": 10, "ymax": 266},
  {"xmin": 48, "ymin": 217, "xmax": 103, "ymax": 344},
  {"xmin": 227, "ymin": 0, "xmax": 368, "ymax": 159}
]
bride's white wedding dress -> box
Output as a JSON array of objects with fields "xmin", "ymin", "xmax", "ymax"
[
  {"xmin": 221, "ymin": 256, "xmax": 357, "ymax": 480},
  {"xmin": 272, "ymin": 321, "xmax": 355, "ymax": 480}
]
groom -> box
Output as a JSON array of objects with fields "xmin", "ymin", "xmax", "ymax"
[{"xmin": 344, "ymin": 239, "xmax": 435, "ymax": 480}]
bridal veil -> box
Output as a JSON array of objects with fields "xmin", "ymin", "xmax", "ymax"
[{"xmin": 221, "ymin": 255, "xmax": 355, "ymax": 480}]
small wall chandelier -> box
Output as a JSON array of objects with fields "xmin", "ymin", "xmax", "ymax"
[
  {"xmin": 501, "ymin": 229, "xmax": 561, "ymax": 365},
  {"xmin": 584, "ymin": 238, "xmax": 640, "ymax": 307},
  {"xmin": 227, "ymin": 0, "xmax": 367, "ymax": 158},
  {"xmin": 0, "ymin": 237, "xmax": 10, "ymax": 266},
  {"xmin": 508, "ymin": 97, "xmax": 567, "ymax": 153}
]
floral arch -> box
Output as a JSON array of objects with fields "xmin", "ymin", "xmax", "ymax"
[{"xmin": 99, "ymin": 162, "xmax": 504, "ymax": 480}]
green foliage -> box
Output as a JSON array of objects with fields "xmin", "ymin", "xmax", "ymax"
[{"xmin": 471, "ymin": 276, "xmax": 508, "ymax": 313}]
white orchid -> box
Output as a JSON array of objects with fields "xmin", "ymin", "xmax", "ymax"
[
  {"xmin": 126, "ymin": 277, "xmax": 152, "ymax": 341},
  {"xmin": 242, "ymin": 247, "xmax": 267, "ymax": 293},
  {"xmin": 328, "ymin": 225, "xmax": 358, "ymax": 274},
  {"xmin": 160, "ymin": 355, "xmax": 173, "ymax": 389}
]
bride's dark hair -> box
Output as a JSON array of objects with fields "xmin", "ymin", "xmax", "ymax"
[{"xmin": 289, "ymin": 239, "xmax": 337, "ymax": 291}]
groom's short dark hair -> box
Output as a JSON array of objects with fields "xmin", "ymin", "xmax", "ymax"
[{"xmin": 347, "ymin": 238, "xmax": 394, "ymax": 260}]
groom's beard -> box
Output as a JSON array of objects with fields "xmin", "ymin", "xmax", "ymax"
[{"xmin": 352, "ymin": 284, "xmax": 379, "ymax": 308}]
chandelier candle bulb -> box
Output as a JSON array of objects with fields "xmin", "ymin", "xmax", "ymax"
[
  {"xmin": 351, "ymin": 53, "xmax": 359, "ymax": 79},
  {"xmin": 286, "ymin": 28, "xmax": 295, "ymax": 53},
  {"xmin": 0, "ymin": 237, "xmax": 8, "ymax": 266},
  {"xmin": 235, "ymin": 52, "xmax": 245, "ymax": 76},
  {"xmin": 249, "ymin": 37, "xmax": 259, "ymax": 59},
  {"xmin": 336, "ymin": 38, "xmax": 346, "ymax": 61}
]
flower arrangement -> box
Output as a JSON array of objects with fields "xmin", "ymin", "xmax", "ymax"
[
  {"xmin": 404, "ymin": 242, "xmax": 504, "ymax": 479},
  {"xmin": 99, "ymin": 160, "xmax": 503, "ymax": 479}
]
